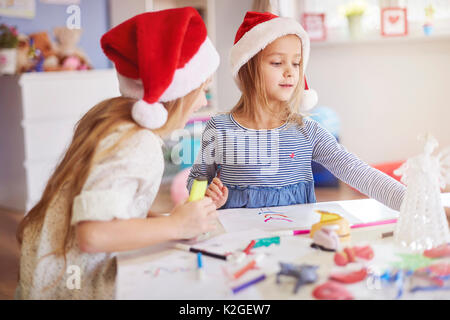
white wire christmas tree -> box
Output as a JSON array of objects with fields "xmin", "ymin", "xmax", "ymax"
[{"xmin": 394, "ymin": 133, "xmax": 450, "ymax": 252}]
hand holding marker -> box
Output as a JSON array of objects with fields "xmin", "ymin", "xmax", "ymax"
[
  {"xmin": 188, "ymin": 176, "xmax": 208, "ymax": 202},
  {"xmin": 188, "ymin": 176, "xmax": 213, "ymax": 241}
]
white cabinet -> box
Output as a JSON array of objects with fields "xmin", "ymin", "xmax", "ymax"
[{"xmin": 0, "ymin": 69, "xmax": 121, "ymax": 211}]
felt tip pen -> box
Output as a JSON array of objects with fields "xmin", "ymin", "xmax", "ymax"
[
  {"xmin": 243, "ymin": 240, "xmax": 256, "ymax": 255},
  {"xmin": 351, "ymin": 219, "xmax": 397, "ymax": 229},
  {"xmin": 271, "ymin": 219, "xmax": 398, "ymax": 237},
  {"xmin": 231, "ymin": 274, "xmax": 267, "ymax": 294},
  {"xmin": 271, "ymin": 229, "xmax": 310, "ymax": 236},
  {"xmin": 197, "ymin": 252, "xmax": 204, "ymax": 280},
  {"xmin": 188, "ymin": 177, "xmax": 208, "ymax": 202},
  {"xmin": 174, "ymin": 243, "xmax": 229, "ymax": 261}
]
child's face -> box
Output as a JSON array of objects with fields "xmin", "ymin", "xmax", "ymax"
[{"xmin": 260, "ymin": 34, "xmax": 302, "ymax": 105}]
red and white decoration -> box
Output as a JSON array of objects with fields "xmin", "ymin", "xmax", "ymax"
[
  {"xmin": 381, "ymin": 7, "xmax": 408, "ymax": 37},
  {"xmin": 302, "ymin": 13, "xmax": 327, "ymax": 42},
  {"xmin": 230, "ymin": 11, "xmax": 318, "ymax": 111},
  {"xmin": 101, "ymin": 7, "xmax": 220, "ymax": 129}
]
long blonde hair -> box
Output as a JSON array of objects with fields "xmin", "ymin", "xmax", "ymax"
[
  {"xmin": 16, "ymin": 83, "xmax": 206, "ymax": 289},
  {"xmin": 230, "ymin": 41, "xmax": 305, "ymax": 127}
]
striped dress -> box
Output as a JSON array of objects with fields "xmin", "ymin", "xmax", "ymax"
[{"xmin": 187, "ymin": 113, "xmax": 405, "ymax": 210}]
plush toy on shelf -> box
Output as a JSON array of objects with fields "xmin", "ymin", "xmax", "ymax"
[
  {"xmin": 394, "ymin": 134, "xmax": 450, "ymax": 252},
  {"xmin": 53, "ymin": 27, "xmax": 91, "ymax": 71},
  {"xmin": 16, "ymin": 27, "xmax": 92, "ymax": 73}
]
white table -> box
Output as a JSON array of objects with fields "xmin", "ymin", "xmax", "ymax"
[{"xmin": 116, "ymin": 195, "xmax": 450, "ymax": 300}]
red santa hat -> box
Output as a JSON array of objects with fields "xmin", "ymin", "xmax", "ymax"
[
  {"xmin": 101, "ymin": 7, "xmax": 220, "ymax": 129},
  {"xmin": 231, "ymin": 11, "xmax": 318, "ymax": 111}
]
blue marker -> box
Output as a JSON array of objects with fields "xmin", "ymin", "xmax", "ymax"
[{"xmin": 197, "ymin": 252, "xmax": 204, "ymax": 280}]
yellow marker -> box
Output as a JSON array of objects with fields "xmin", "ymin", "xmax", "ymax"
[
  {"xmin": 188, "ymin": 177, "xmax": 208, "ymax": 202},
  {"xmin": 310, "ymin": 210, "xmax": 351, "ymax": 242}
]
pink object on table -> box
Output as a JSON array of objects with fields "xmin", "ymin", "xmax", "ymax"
[
  {"xmin": 350, "ymin": 219, "xmax": 397, "ymax": 229},
  {"xmin": 354, "ymin": 245, "xmax": 374, "ymax": 260},
  {"xmin": 312, "ymin": 281, "xmax": 354, "ymax": 300},
  {"xmin": 329, "ymin": 268, "xmax": 368, "ymax": 284},
  {"xmin": 312, "ymin": 225, "xmax": 340, "ymax": 251},
  {"xmin": 275, "ymin": 219, "xmax": 397, "ymax": 237},
  {"xmin": 423, "ymin": 243, "xmax": 450, "ymax": 259},
  {"xmin": 426, "ymin": 263, "xmax": 450, "ymax": 277}
]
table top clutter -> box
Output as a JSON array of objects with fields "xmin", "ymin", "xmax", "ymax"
[{"xmin": 116, "ymin": 194, "xmax": 450, "ymax": 300}]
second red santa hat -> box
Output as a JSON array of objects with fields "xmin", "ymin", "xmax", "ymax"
[
  {"xmin": 101, "ymin": 7, "xmax": 220, "ymax": 129},
  {"xmin": 231, "ymin": 11, "xmax": 318, "ymax": 111}
]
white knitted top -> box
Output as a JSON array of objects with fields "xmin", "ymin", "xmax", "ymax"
[{"xmin": 16, "ymin": 124, "xmax": 164, "ymax": 299}]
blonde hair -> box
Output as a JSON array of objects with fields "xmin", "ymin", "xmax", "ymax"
[
  {"xmin": 230, "ymin": 39, "xmax": 305, "ymax": 128},
  {"xmin": 16, "ymin": 83, "xmax": 206, "ymax": 291}
]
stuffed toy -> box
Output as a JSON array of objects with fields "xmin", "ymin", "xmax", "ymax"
[
  {"xmin": 53, "ymin": 26, "xmax": 91, "ymax": 70},
  {"xmin": 29, "ymin": 31, "xmax": 55, "ymax": 58}
]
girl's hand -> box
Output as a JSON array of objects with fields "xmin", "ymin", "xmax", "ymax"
[
  {"xmin": 205, "ymin": 177, "xmax": 228, "ymax": 209},
  {"xmin": 169, "ymin": 197, "xmax": 218, "ymax": 239}
]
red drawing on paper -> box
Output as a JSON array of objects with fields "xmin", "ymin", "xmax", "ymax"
[
  {"xmin": 263, "ymin": 214, "xmax": 294, "ymax": 223},
  {"xmin": 258, "ymin": 209, "xmax": 294, "ymax": 223}
]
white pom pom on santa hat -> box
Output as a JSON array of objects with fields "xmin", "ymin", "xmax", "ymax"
[
  {"xmin": 131, "ymin": 100, "xmax": 168, "ymax": 129},
  {"xmin": 300, "ymin": 88, "xmax": 318, "ymax": 112}
]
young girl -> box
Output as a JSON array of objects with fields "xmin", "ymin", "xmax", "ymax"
[
  {"xmin": 15, "ymin": 8, "xmax": 220, "ymax": 300},
  {"xmin": 188, "ymin": 11, "xmax": 450, "ymax": 222}
]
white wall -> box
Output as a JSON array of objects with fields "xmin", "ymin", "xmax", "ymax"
[
  {"xmin": 308, "ymin": 38, "xmax": 450, "ymax": 164},
  {"xmin": 214, "ymin": 0, "xmax": 253, "ymax": 112}
]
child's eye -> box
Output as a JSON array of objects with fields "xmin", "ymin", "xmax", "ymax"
[
  {"xmin": 271, "ymin": 62, "xmax": 282, "ymax": 66},
  {"xmin": 293, "ymin": 63, "xmax": 300, "ymax": 67}
]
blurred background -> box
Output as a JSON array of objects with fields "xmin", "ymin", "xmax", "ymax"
[{"xmin": 1, "ymin": 0, "xmax": 450, "ymax": 299}]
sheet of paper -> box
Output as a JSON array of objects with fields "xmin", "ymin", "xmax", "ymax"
[
  {"xmin": 116, "ymin": 228, "xmax": 319, "ymax": 300},
  {"xmin": 116, "ymin": 249, "xmax": 262, "ymax": 300},
  {"xmin": 218, "ymin": 202, "xmax": 363, "ymax": 233},
  {"xmin": 337, "ymin": 199, "xmax": 399, "ymax": 223}
]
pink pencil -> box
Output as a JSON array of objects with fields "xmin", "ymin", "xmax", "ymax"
[
  {"xmin": 350, "ymin": 219, "xmax": 397, "ymax": 229},
  {"xmin": 272, "ymin": 219, "xmax": 397, "ymax": 236},
  {"xmin": 271, "ymin": 229, "xmax": 310, "ymax": 236}
]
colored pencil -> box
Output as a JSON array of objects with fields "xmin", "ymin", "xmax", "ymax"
[
  {"xmin": 174, "ymin": 243, "xmax": 229, "ymax": 261},
  {"xmin": 272, "ymin": 219, "xmax": 398, "ymax": 237},
  {"xmin": 197, "ymin": 252, "xmax": 204, "ymax": 280},
  {"xmin": 351, "ymin": 219, "xmax": 397, "ymax": 229},
  {"xmin": 231, "ymin": 274, "xmax": 267, "ymax": 294}
]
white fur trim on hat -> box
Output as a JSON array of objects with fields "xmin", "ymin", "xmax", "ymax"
[
  {"xmin": 116, "ymin": 37, "xmax": 219, "ymax": 104},
  {"xmin": 117, "ymin": 72, "xmax": 144, "ymax": 100},
  {"xmin": 160, "ymin": 37, "xmax": 220, "ymax": 102},
  {"xmin": 300, "ymin": 89, "xmax": 318, "ymax": 111},
  {"xmin": 131, "ymin": 100, "xmax": 168, "ymax": 129},
  {"xmin": 231, "ymin": 17, "xmax": 310, "ymax": 81}
]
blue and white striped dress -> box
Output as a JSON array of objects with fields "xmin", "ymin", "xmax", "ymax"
[{"xmin": 187, "ymin": 113, "xmax": 405, "ymax": 210}]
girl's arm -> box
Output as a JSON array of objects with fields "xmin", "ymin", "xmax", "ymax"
[
  {"xmin": 309, "ymin": 120, "xmax": 406, "ymax": 211},
  {"xmin": 76, "ymin": 198, "xmax": 217, "ymax": 253},
  {"xmin": 76, "ymin": 216, "xmax": 177, "ymax": 253}
]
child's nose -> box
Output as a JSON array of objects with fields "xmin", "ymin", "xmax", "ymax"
[
  {"xmin": 284, "ymin": 68, "xmax": 293, "ymax": 78},
  {"xmin": 283, "ymin": 65, "xmax": 294, "ymax": 78}
]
